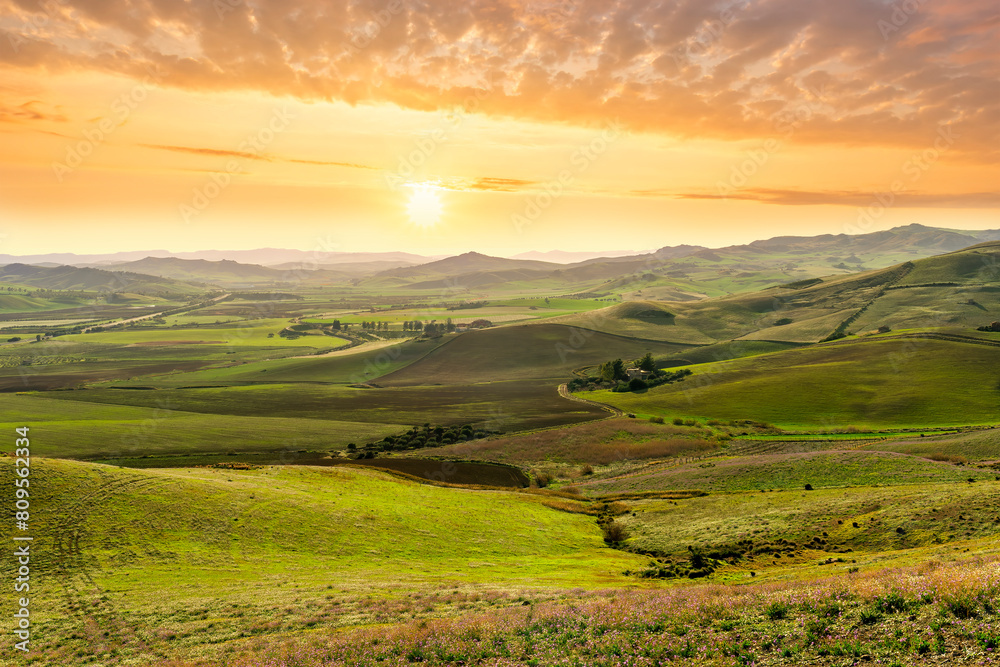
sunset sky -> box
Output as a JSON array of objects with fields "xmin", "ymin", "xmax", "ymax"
[{"xmin": 0, "ymin": 0, "xmax": 997, "ymax": 256}]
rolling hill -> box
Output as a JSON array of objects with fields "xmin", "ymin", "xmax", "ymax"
[{"xmin": 0, "ymin": 263, "xmax": 200, "ymax": 294}]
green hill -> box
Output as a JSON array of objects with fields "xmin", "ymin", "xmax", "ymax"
[
  {"xmin": 581, "ymin": 336, "xmax": 1000, "ymax": 428},
  {"xmin": 378, "ymin": 323, "xmax": 691, "ymax": 386},
  {"xmin": 0, "ymin": 457, "xmax": 644, "ymax": 665}
]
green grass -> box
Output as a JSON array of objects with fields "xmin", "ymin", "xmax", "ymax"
[
  {"xmin": 617, "ymin": 480, "xmax": 1000, "ymax": 559},
  {"xmin": 0, "ymin": 457, "xmax": 646, "ymax": 665},
  {"xmin": 582, "ymin": 337, "xmax": 1000, "ymax": 428},
  {"xmin": 57, "ymin": 319, "xmax": 348, "ymax": 348},
  {"xmin": 865, "ymin": 428, "xmax": 1000, "ymax": 462},
  {"xmin": 578, "ymin": 451, "xmax": 997, "ymax": 495}
]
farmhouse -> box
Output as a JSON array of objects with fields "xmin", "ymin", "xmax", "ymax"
[{"xmin": 625, "ymin": 368, "xmax": 652, "ymax": 381}]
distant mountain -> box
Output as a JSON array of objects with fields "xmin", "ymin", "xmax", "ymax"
[
  {"xmin": 744, "ymin": 224, "xmax": 1000, "ymax": 255},
  {"xmin": 0, "ymin": 249, "xmax": 436, "ymax": 267},
  {"xmin": 373, "ymin": 252, "xmax": 561, "ymax": 281},
  {"xmin": 98, "ymin": 256, "xmax": 361, "ymax": 286},
  {"xmin": 0, "ymin": 263, "xmax": 199, "ymax": 294},
  {"xmin": 510, "ymin": 250, "xmax": 648, "ymax": 263}
]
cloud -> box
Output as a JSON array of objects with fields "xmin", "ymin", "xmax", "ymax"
[
  {"xmin": 667, "ymin": 188, "xmax": 1000, "ymax": 208},
  {"xmin": 0, "ymin": 0, "xmax": 997, "ymax": 160},
  {"xmin": 0, "ymin": 100, "xmax": 67, "ymax": 123},
  {"xmin": 465, "ymin": 177, "xmax": 538, "ymax": 192},
  {"xmin": 140, "ymin": 143, "xmax": 378, "ymax": 170}
]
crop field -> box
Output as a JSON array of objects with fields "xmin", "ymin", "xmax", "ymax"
[
  {"xmin": 421, "ymin": 417, "xmax": 718, "ymax": 467},
  {"xmin": 379, "ymin": 324, "xmax": 689, "ymax": 385},
  {"xmin": 57, "ymin": 319, "xmax": 349, "ymax": 348},
  {"xmin": 109, "ymin": 336, "xmax": 454, "ymax": 387},
  {"xmin": 583, "ymin": 337, "xmax": 1000, "ymax": 428},
  {"xmin": 42, "ymin": 378, "xmax": 607, "ymax": 432}
]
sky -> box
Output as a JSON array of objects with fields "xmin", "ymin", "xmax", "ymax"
[{"xmin": 0, "ymin": 0, "xmax": 997, "ymax": 256}]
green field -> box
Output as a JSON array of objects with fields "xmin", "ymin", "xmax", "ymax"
[
  {"xmin": 583, "ymin": 337, "xmax": 1000, "ymax": 428},
  {"xmin": 578, "ymin": 450, "xmax": 998, "ymax": 495},
  {"xmin": 0, "ymin": 458, "xmax": 647, "ymax": 665},
  {"xmin": 619, "ymin": 480, "xmax": 1000, "ymax": 559},
  {"xmin": 58, "ymin": 319, "xmax": 349, "ymax": 348}
]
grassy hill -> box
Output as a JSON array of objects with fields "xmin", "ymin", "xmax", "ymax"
[
  {"xmin": 0, "ymin": 263, "xmax": 200, "ymax": 295},
  {"xmin": 377, "ymin": 324, "xmax": 691, "ymax": 386},
  {"xmin": 0, "ymin": 457, "xmax": 645, "ymax": 665},
  {"xmin": 581, "ymin": 336, "xmax": 1000, "ymax": 428}
]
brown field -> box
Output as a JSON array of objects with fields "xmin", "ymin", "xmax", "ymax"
[
  {"xmin": 417, "ymin": 417, "xmax": 718, "ymax": 465},
  {"xmin": 330, "ymin": 458, "xmax": 531, "ymax": 487}
]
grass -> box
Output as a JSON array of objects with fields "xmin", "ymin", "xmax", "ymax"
[
  {"xmin": 868, "ymin": 428, "xmax": 1000, "ymax": 462},
  {"xmin": 116, "ymin": 554, "xmax": 1000, "ymax": 666},
  {"xmin": 613, "ymin": 480, "xmax": 1000, "ymax": 560},
  {"xmin": 0, "ymin": 457, "xmax": 647, "ymax": 666},
  {"xmin": 57, "ymin": 318, "xmax": 349, "ymax": 348},
  {"xmin": 576, "ymin": 450, "xmax": 998, "ymax": 495},
  {"xmin": 583, "ymin": 337, "xmax": 1000, "ymax": 428}
]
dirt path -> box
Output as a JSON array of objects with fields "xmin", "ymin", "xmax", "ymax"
[{"xmin": 557, "ymin": 383, "xmax": 625, "ymax": 417}]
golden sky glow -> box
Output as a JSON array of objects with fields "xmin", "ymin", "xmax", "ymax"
[{"xmin": 0, "ymin": 0, "xmax": 997, "ymax": 255}]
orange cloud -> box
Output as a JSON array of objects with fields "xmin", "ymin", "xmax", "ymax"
[{"xmin": 0, "ymin": 0, "xmax": 996, "ymax": 163}]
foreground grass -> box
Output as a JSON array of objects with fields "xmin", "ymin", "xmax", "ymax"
[
  {"xmin": 0, "ymin": 458, "xmax": 646, "ymax": 666},
  {"xmin": 178, "ymin": 555, "xmax": 1000, "ymax": 666}
]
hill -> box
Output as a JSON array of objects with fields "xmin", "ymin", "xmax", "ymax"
[
  {"xmin": 377, "ymin": 323, "xmax": 691, "ymax": 386},
  {"xmin": 582, "ymin": 335, "xmax": 1000, "ymax": 428},
  {"xmin": 4, "ymin": 457, "xmax": 643, "ymax": 665},
  {"xmin": 371, "ymin": 251, "xmax": 561, "ymax": 281},
  {"xmin": 0, "ymin": 263, "xmax": 200, "ymax": 295}
]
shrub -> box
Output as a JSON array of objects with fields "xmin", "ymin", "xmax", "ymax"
[
  {"xmin": 804, "ymin": 484, "xmax": 813, "ymax": 491},
  {"xmin": 601, "ymin": 520, "xmax": 629, "ymax": 543},
  {"xmin": 580, "ymin": 464, "xmax": 594, "ymax": 476},
  {"xmin": 533, "ymin": 471, "xmax": 552, "ymax": 488},
  {"xmin": 649, "ymin": 416, "xmax": 665, "ymax": 424},
  {"xmin": 672, "ymin": 418, "xmax": 684, "ymax": 425}
]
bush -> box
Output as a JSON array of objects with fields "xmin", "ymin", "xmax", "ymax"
[
  {"xmin": 672, "ymin": 418, "xmax": 684, "ymax": 425},
  {"xmin": 649, "ymin": 416, "xmax": 665, "ymax": 424},
  {"xmin": 601, "ymin": 520, "xmax": 629, "ymax": 543},
  {"xmin": 580, "ymin": 464, "xmax": 594, "ymax": 476},
  {"xmin": 533, "ymin": 471, "xmax": 552, "ymax": 488},
  {"xmin": 804, "ymin": 484, "xmax": 814, "ymax": 491},
  {"xmin": 628, "ymin": 378, "xmax": 647, "ymax": 391}
]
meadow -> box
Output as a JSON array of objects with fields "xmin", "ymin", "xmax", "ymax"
[{"xmin": 582, "ymin": 337, "xmax": 1000, "ymax": 428}]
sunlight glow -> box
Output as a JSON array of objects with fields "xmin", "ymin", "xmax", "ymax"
[{"xmin": 406, "ymin": 184, "xmax": 443, "ymax": 228}]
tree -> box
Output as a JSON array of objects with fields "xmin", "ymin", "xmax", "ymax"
[
  {"xmin": 636, "ymin": 352, "xmax": 656, "ymax": 372},
  {"xmin": 446, "ymin": 317, "xmax": 455, "ymax": 332},
  {"xmin": 600, "ymin": 358, "xmax": 626, "ymax": 383}
]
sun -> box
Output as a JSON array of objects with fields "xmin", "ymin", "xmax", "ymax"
[{"xmin": 406, "ymin": 184, "xmax": 443, "ymax": 228}]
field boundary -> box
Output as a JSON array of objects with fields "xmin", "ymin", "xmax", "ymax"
[{"xmin": 558, "ymin": 383, "xmax": 625, "ymax": 417}]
